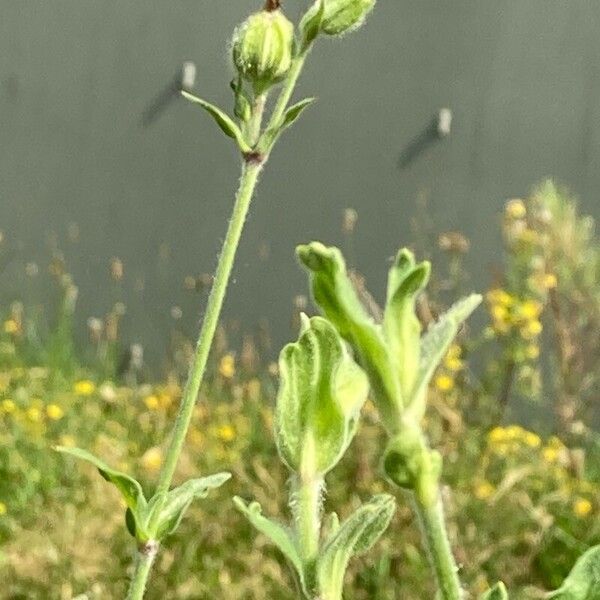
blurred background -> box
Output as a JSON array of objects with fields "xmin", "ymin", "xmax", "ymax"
[
  {"xmin": 2, "ymin": 1, "xmax": 600, "ymax": 364},
  {"xmin": 1, "ymin": 2, "xmax": 600, "ymax": 599}
]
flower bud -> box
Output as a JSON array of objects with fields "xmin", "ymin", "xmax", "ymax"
[
  {"xmin": 231, "ymin": 6, "xmax": 294, "ymax": 94},
  {"xmin": 300, "ymin": 0, "xmax": 375, "ymax": 38}
]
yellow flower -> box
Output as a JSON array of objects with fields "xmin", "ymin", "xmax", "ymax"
[
  {"xmin": 519, "ymin": 228, "xmax": 538, "ymax": 244},
  {"xmin": 73, "ymin": 380, "xmax": 96, "ymax": 396},
  {"xmin": 26, "ymin": 407, "xmax": 42, "ymax": 422},
  {"xmin": 59, "ymin": 434, "xmax": 76, "ymax": 447},
  {"xmin": 141, "ymin": 447, "xmax": 163, "ymax": 472},
  {"xmin": 46, "ymin": 404, "xmax": 64, "ymax": 421},
  {"xmin": 143, "ymin": 394, "xmax": 159, "ymax": 411},
  {"xmin": 518, "ymin": 299, "xmax": 542, "ymax": 320},
  {"xmin": 505, "ymin": 198, "xmax": 527, "ymax": 219},
  {"xmin": 543, "ymin": 273, "xmax": 557, "ymax": 289},
  {"xmin": 1, "ymin": 398, "xmax": 16, "ymax": 414},
  {"xmin": 218, "ymin": 354, "xmax": 236, "ymax": 379},
  {"xmin": 434, "ymin": 374, "xmax": 454, "ymax": 392},
  {"xmin": 488, "ymin": 427, "xmax": 506, "ymax": 444},
  {"xmin": 217, "ymin": 424, "xmax": 236, "ymax": 442},
  {"xmin": 490, "ymin": 304, "xmax": 509, "ymax": 322},
  {"xmin": 542, "ymin": 446, "xmax": 559, "ymax": 463},
  {"xmin": 525, "ymin": 344, "xmax": 540, "ymax": 360},
  {"xmin": 3, "ymin": 319, "xmax": 19, "ymax": 335},
  {"xmin": 573, "ymin": 498, "xmax": 592, "ymax": 518},
  {"xmin": 520, "ymin": 320, "xmax": 542, "ymax": 340},
  {"xmin": 487, "ymin": 289, "xmax": 514, "ymax": 307},
  {"xmin": 444, "ymin": 346, "xmax": 464, "ymax": 372},
  {"xmin": 0, "ymin": 501, "xmax": 6, "ymax": 516},
  {"xmin": 524, "ymin": 431, "xmax": 541, "ymax": 448},
  {"xmin": 474, "ymin": 481, "xmax": 495, "ymax": 500}
]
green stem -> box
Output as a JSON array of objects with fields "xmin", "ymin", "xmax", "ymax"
[
  {"xmin": 414, "ymin": 494, "xmax": 462, "ymax": 600},
  {"xmin": 293, "ymin": 472, "xmax": 323, "ymax": 592},
  {"xmin": 154, "ymin": 159, "xmax": 263, "ymax": 498},
  {"xmin": 247, "ymin": 93, "xmax": 267, "ymax": 145},
  {"xmin": 127, "ymin": 544, "xmax": 158, "ymax": 600},
  {"xmin": 263, "ymin": 49, "xmax": 309, "ymax": 139}
]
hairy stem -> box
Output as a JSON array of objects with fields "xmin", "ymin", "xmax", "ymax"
[
  {"xmin": 126, "ymin": 48, "xmax": 312, "ymax": 599},
  {"xmin": 127, "ymin": 544, "xmax": 159, "ymax": 600},
  {"xmin": 154, "ymin": 159, "xmax": 263, "ymax": 498},
  {"xmin": 294, "ymin": 473, "xmax": 323, "ymax": 566},
  {"xmin": 414, "ymin": 494, "xmax": 462, "ymax": 600}
]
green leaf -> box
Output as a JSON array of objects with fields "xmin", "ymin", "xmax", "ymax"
[
  {"xmin": 230, "ymin": 77, "xmax": 252, "ymax": 123},
  {"xmin": 317, "ymin": 494, "xmax": 396, "ymax": 600},
  {"xmin": 383, "ymin": 248, "xmax": 430, "ymax": 398},
  {"xmin": 55, "ymin": 446, "xmax": 148, "ymax": 540},
  {"xmin": 548, "ymin": 545, "xmax": 600, "ymax": 599},
  {"xmin": 234, "ymin": 497, "xmax": 306, "ymax": 590},
  {"xmin": 275, "ymin": 315, "xmax": 369, "ymax": 475},
  {"xmin": 408, "ymin": 293, "xmax": 482, "ymax": 420},
  {"xmin": 56, "ymin": 446, "xmax": 145, "ymax": 509},
  {"xmin": 299, "ymin": 0, "xmax": 325, "ymax": 50},
  {"xmin": 153, "ymin": 473, "xmax": 231, "ymax": 539},
  {"xmin": 480, "ymin": 581, "xmax": 508, "ymax": 599},
  {"xmin": 282, "ymin": 98, "xmax": 316, "ymax": 130},
  {"xmin": 181, "ymin": 91, "xmax": 251, "ymax": 152},
  {"xmin": 296, "ymin": 242, "xmax": 403, "ymax": 431}
]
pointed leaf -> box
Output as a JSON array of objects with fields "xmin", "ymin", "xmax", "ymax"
[
  {"xmin": 181, "ymin": 91, "xmax": 250, "ymax": 152},
  {"xmin": 299, "ymin": 0, "xmax": 325, "ymax": 49},
  {"xmin": 55, "ymin": 445, "xmax": 149, "ymax": 540},
  {"xmin": 297, "ymin": 242, "xmax": 403, "ymax": 430},
  {"xmin": 282, "ymin": 98, "xmax": 316, "ymax": 130},
  {"xmin": 383, "ymin": 248, "xmax": 430, "ymax": 398},
  {"xmin": 480, "ymin": 581, "xmax": 508, "ymax": 599},
  {"xmin": 154, "ymin": 473, "xmax": 231, "ymax": 539},
  {"xmin": 548, "ymin": 545, "xmax": 600, "ymax": 599},
  {"xmin": 409, "ymin": 294, "xmax": 481, "ymax": 420},
  {"xmin": 234, "ymin": 497, "xmax": 305, "ymax": 588},
  {"xmin": 56, "ymin": 446, "xmax": 145, "ymax": 509},
  {"xmin": 317, "ymin": 494, "xmax": 396, "ymax": 600}
]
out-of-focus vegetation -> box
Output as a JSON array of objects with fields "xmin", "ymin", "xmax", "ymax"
[{"xmin": 1, "ymin": 181, "xmax": 599, "ymax": 599}]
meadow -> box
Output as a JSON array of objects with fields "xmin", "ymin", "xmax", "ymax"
[
  {"xmin": 1, "ymin": 181, "xmax": 599, "ymax": 599},
  {"xmin": 2, "ymin": 1, "xmax": 600, "ymax": 598}
]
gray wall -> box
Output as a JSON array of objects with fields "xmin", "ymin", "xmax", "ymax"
[{"xmin": 1, "ymin": 1, "xmax": 599, "ymax": 365}]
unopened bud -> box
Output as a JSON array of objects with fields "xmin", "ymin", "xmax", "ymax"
[
  {"xmin": 231, "ymin": 7, "xmax": 294, "ymax": 94},
  {"xmin": 301, "ymin": 0, "xmax": 375, "ymax": 38}
]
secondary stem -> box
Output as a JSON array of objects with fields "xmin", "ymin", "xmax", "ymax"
[
  {"xmin": 127, "ymin": 544, "xmax": 158, "ymax": 600},
  {"xmin": 414, "ymin": 494, "xmax": 462, "ymax": 600},
  {"xmin": 154, "ymin": 160, "xmax": 263, "ymax": 497}
]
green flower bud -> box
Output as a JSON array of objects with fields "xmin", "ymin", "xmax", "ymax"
[
  {"xmin": 300, "ymin": 0, "xmax": 375, "ymax": 38},
  {"xmin": 231, "ymin": 5, "xmax": 294, "ymax": 94},
  {"xmin": 383, "ymin": 428, "xmax": 442, "ymax": 506},
  {"xmin": 275, "ymin": 315, "xmax": 369, "ymax": 477}
]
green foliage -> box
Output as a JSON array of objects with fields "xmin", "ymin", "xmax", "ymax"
[
  {"xmin": 300, "ymin": 0, "xmax": 376, "ymax": 37},
  {"xmin": 548, "ymin": 545, "xmax": 600, "ymax": 599},
  {"xmin": 317, "ymin": 494, "xmax": 395, "ymax": 600},
  {"xmin": 55, "ymin": 446, "xmax": 230, "ymax": 543},
  {"xmin": 480, "ymin": 581, "xmax": 508, "ymax": 599},
  {"xmin": 181, "ymin": 91, "xmax": 251, "ymax": 153},
  {"xmin": 275, "ymin": 315, "xmax": 369, "ymax": 476}
]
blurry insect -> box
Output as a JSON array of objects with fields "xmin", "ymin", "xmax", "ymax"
[
  {"xmin": 398, "ymin": 108, "xmax": 452, "ymax": 169},
  {"xmin": 141, "ymin": 61, "xmax": 197, "ymax": 127}
]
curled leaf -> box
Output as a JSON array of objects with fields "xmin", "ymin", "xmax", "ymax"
[
  {"xmin": 296, "ymin": 242, "xmax": 402, "ymax": 430},
  {"xmin": 153, "ymin": 473, "xmax": 231, "ymax": 539},
  {"xmin": 233, "ymin": 496, "xmax": 306, "ymax": 590},
  {"xmin": 55, "ymin": 445, "xmax": 148, "ymax": 540},
  {"xmin": 317, "ymin": 494, "xmax": 396, "ymax": 600},
  {"xmin": 275, "ymin": 315, "xmax": 369, "ymax": 476}
]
